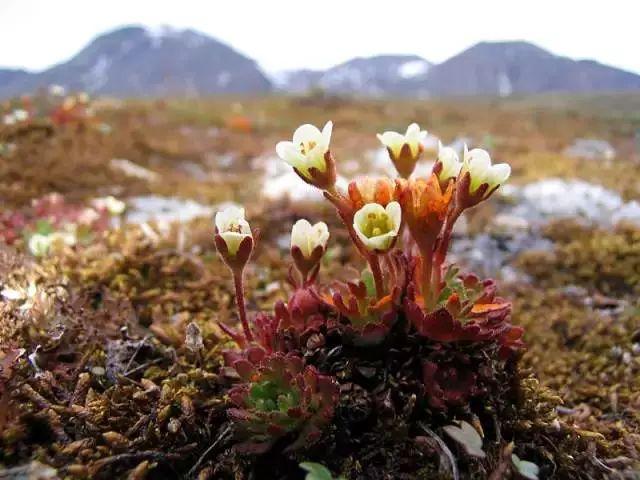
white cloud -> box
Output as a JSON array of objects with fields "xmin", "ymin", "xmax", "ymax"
[{"xmin": 0, "ymin": 0, "xmax": 638, "ymax": 75}]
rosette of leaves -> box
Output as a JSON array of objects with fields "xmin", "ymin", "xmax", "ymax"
[
  {"xmin": 227, "ymin": 352, "xmax": 339, "ymax": 453},
  {"xmin": 405, "ymin": 266, "xmax": 523, "ymax": 357},
  {"xmin": 323, "ymin": 253, "xmax": 409, "ymax": 346}
]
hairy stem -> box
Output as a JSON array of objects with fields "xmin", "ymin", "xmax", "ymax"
[
  {"xmin": 430, "ymin": 207, "xmax": 463, "ymax": 303},
  {"xmin": 368, "ymin": 254, "xmax": 385, "ymax": 300},
  {"xmin": 233, "ymin": 270, "xmax": 253, "ymax": 343},
  {"xmin": 420, "ymin": 246, "xmax": 434, "ymax": 308}
]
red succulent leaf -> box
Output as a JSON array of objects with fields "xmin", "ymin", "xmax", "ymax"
[{"xmin": 423, "ymin": 361, "xmax": 479, "ymax": 409}]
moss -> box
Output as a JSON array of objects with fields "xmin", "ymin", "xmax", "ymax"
[{"xmin": 518, "ymin": 221, "xmax": 640, "ymax": 296}]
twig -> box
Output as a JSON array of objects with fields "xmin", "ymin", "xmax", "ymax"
[
  {"xmin": 187, "ymin": 425, "xmax": 232, "ymax": 478},
  {"xmin": 123, "ymin": 335, "xmax": 151, "ymax": 375}
]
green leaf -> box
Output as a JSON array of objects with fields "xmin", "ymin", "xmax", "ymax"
[
  {"xmin": 361, "ymin": 269, "xmax": 376, "ymax": 298},
  {"xmin": 299, "ymin": 462, "xmax": 334, "ymax": 480},
  {"xmin": 34, "ymin": 219, "xmax": 54, "ymax": 235}
]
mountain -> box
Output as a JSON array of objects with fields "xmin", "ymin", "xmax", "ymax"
[
  {"xmin": 2, "ymin": 32, "xmax": 640, "ymax": 98},
  {"xmin": 277, "ymin": 42, "xmax": 640, "ymax": 96},
  {"xmin": 0, "ymin": 26, "xmax": 271, "ymax": 98},
  {"xmin": 424, "ymin": 41, "xmax": 640, "ymax": 96},
  {"xmin": 275, "ymin": 55, "xmax": 432, "ymax": 96}
]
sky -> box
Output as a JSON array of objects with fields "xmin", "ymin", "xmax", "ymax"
[{"xmin": 1, "ymin": 0, "xmax": 639, "ymax": 75}]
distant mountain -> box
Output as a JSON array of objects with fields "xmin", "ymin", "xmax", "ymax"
[
  {"xmin": 2, "ymin": 32, "xmax": 640, "ymax": 99},
  {"xmin": 424, "ymin": 41, "xmax": 640, "ymax": 96},
  {"xmin": 0, "ymin": 26, "xmax": 271, "ymax": 98},
  {"xmin": 277, "ymin": 42, "xmax": 640, "ymax": 97},
  {"xmin": 274, "ymin": 55, "xmax": 432, "ymax": 96}
]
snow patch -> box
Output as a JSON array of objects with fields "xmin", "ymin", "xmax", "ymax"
[
  {"xmin": 83, "ymin": 55, "xmax": 111, "ymax": 92},
  {"xmin": 398, "ymin": 60, "xmax": 430, "ymax": 79},
  {"xmin": 125, "ymin": 196, "xmax": 213, "ymax": 224},
  {"xmin": 497, "ymin": 72, "xmax": 513, "ymax": 97}
]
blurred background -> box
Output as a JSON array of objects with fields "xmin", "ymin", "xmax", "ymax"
[{"xmin": 1, "ymin": 2, "xmax": 640, "ymax": 472}]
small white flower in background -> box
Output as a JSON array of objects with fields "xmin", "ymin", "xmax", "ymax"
[
  {"xmin": 28, "ymin": 234, "xmax": 53, "ymax": 257},
  {"xmin": 78, "ymin": 208, "xmax": 101, "ymax": 225},
  {"xmin": 77, "ymin": 92, "xmax": 90, "ymax": 104},
  {"xmin": 49, "ymin": 84, "xmax": 66, "ymax": 96},
  {"xmin": 276, "ymin": 121, "xmax": 333, "ymax": 179},
  {"xmin": 291, "ymin": 219, "xmax": 330, "ymax": 259},
  {"xmin": 12, "ymin": 109, "xmax": 29, "ymax": 122},
  {"xmin": 3, "ymin": 113, "xmax": 16, "ymax": 125},
  {"xmin": 93, "ymin": 196, "xmax": 126, "ymax": 216},
  {"xmin": 353, "ymin": 202, "xmax": 402, "ymax": 252},
  {"xmin": 511, "ymin": 454, "xmax": 540, "ymax": 480},
  {"xmin": 436, "ymin": 141, "xmax": 463, "ymax": 181},
  {"xmin": 377, "ymin": 123, "xmax": 428, "ymax": 159},
  {"xmin": 28, "ymin": 232, "xmax": 76, "ymax": 257},
  {"xmin": 1, "ymin": 280, "xmax": 52, "ymax": 315},
  {"xmin": 463, "ymin": 145, "xmax": 511, "ymax": 194},
  {"xmin": 443, "ymin": 421, "xmax": 486, "ymax": 459},
  {"xmin": 215, "ymin": 206, "xmax": 252, "ymax": 256}
]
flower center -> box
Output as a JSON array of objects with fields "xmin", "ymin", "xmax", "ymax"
[
  {"xmin": 362, "ymin": 212, "xmax": 393, "ymax": 238},
  {"xmin": 299, "ymin": 140, "xmax": 317, "ymax": 155},
  {"xmin": 227, "ymin": 221, "xmax": 243, "ymax": 234}
]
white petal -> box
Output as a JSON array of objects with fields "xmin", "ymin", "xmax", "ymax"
[
  {"xmin": 405, "ymin": 123, "xmax": 420, "ymax": 137},
  {"xmin": 220, "ymin": 231, "xmax": 249, "ymax": 256},
  {"xmin": 292, "ymin": 124, "xmax": 323, "ymax": 146},
  {"xmin": 467, "ymin": 148, "xmax": 492, "ymax": 171},
  {"xmin": 291, "ymin": 219, "xmax": 313, "ymax": 254},
  {"xmin": 488, "ymin": 163, "xmax": 511, "ymax": 186},
  {"xmin": 385, "ymin": 201, "xmax": 402, "ymax": 234},
  {"xmin": 378, "ymin": 131, "xmax": 405, "ymax": 157},
  {"xmin": 321, "ymin": 121, "xmax": 333, "ymax": 147}
]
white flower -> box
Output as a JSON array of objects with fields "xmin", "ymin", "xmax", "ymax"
[
  {"xmin": 377, "ymin": 123, "xmax": 428, "ymax": 160},
  {"xmin": 276, "ymin": 121, "xmax": 333, "ymax": 179},
  {"xmin": 13, "ymin": 109, "xmax": 29, "ymax": 122},
  {"xmin": 1, "ymin": 280, "xmax": 51, "ymax": 314},
  {"xmin": 93, "ymin": 196, "xmax": 126, "ymax": 215},
  {"xmin": 28, "ymin": 232, "xmax": 76, "ymax": 257},
  {"xmin": 463, "ymin": 145, "xmax": 511, "ymax": 194},
  {"xmin": 353, "ymin": 202, "xmax": 402, "ymax": 252},
  {"xmin": 3, "ymin": 113, "xmax": 16, "ymax": 125},
  {"xmin": 78, "ymin": 208, "xmax": 101, "ymax": 225},
  {"xmin": 215, "ymin": 206, "xmax": 252, "ymax": 256},
  {"xmin": 28, "ymin": 234, "xmax": 53, "ymax": 257},
  {"xmin": 291, "ymin": 219, "xmax": 329, "ymax": 258},
  {"xmin": 437, "ymin": 141, "xmax": 463, "ymax": 181}
]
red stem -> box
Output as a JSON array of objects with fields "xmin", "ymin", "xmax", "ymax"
[
  {"xmin": 368, "ymin": 254, "xmax": 385, "ymax": 300},
  {"xmin": 233, "ymin": 270, "xmax": 253, "ymax": 343},
  {"xmin": 430, "ymin": 207, "xmax": 463, "ymax": 301}
]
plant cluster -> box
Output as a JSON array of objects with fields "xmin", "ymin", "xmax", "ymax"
[
  {"xmin": 2, "ymin": 85, "xmax": 95, "ymax": 127},
  {"xmin": 0, "ymin": 193, "xmax": 124, "ymax": 256},
  {"xmin": 214, "ymin": 121, "xmax": 525, "ymax": 462}
]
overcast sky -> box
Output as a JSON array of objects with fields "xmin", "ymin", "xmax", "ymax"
[{"xmin": 1, "ymin": 0, "xmax": 639, "ymax": 75}]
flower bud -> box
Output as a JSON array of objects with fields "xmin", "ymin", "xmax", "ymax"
[
  {"xmin": 456, "ymin": 145, "xmax": 511, "ymax": 208},
  {"xmin": 434, "ymin": 141, "xmax": 463, "ymax": 185},
  {"xmin": 276, "ymin": 121, "xmax": 336, "ymax": 190},
  {"xmin": 214, "ymin": 206, "xmax": 254, "ymax": 271},
  {"xmin": 347, "ymin": 177, "xmax": 397, "ymax": 210},
  {"xmin": 377, "ymin": 123, "xmax": 427, "ymax": 178},
  {"xmin": 353, "ymin": 202, "xmax": 402, "ymax": 253},
  {"xmin": 290, "ymin": 219, "xmax": 329, "ymax": 284}
]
